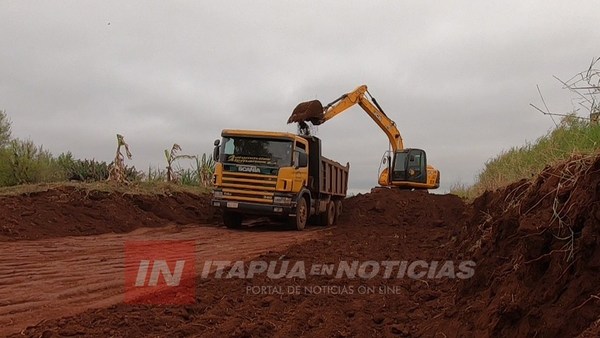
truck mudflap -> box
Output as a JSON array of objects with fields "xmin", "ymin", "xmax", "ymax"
[{"xmin": 212, "ymin": 199, "xmax": 296, "ymax": 216}]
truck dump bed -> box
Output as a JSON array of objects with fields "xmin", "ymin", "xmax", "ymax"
[
  {"xmin": 320, "ymin": 157, "xmax": 349, "ymax": 197},
  {"xmin": 302, "ymin": 134, "xmax": 349, "ymax": 199}
]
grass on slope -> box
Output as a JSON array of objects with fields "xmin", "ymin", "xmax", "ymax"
[{"xmin": 453, "ymin": 116, "xmax": 600, "ymax": 199}]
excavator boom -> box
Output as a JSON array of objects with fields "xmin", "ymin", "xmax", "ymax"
[
  {"xmin": 288, "ymin": 85, "xmax": 404, "ymax": 150},
  {"xmin": 288, "ymin": 85, "xmax": 439, "ymax": 189}
]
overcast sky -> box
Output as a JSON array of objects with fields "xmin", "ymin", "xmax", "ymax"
[{"xmin": 1, "ymin": 1, "xmax": 599, "ymax": 193}]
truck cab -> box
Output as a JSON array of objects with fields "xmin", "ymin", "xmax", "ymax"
[{"xmin": 212, "ymin": 129, "xmax": 349, "ymax": 230}]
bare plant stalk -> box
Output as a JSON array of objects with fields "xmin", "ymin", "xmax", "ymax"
[
  {"xmin": 198, "ymin": 153, "xmax": 215, "ymax": 188},
  {"xmin": 164, "ymin": 144, "xmax": 194, "ymax": 183},
  {"xmin": 108, "ymin": 134, "xmax": 132, "ymax": 184}
]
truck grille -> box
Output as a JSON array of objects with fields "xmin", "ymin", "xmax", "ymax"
[{"xmin": 221, "ymin": 171, "xmax": 277, "ymax": 204}]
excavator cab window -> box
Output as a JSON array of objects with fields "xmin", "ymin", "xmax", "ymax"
[
  {"xmin": 392, "ymin": 149, "xmax": 427, "ymax": 184},
  {"xmin": 406, "ymin": 149, "xmax": 426, "ymax": 183},
  {"xmin": 392, "ymin": 152, "xmax": 408, "ymax": 179}
]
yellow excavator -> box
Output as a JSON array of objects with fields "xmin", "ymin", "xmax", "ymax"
[{"xmin": 288, "ymin": 85, "xmax": 440, "ymax": 189}]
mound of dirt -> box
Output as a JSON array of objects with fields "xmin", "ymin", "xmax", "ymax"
[
  {"xmin": 341, "ymin": 188, "xmax": 466, "ymax": 228},
  {"xmin": 9, "ymin": 153, "xmax": 600, "ymax": 337},
  {"xmin": 0, "ymin": 185, "xmax": 214, "ymax": 241},
  {"xmin": 441, "ymin": 154, "xmax": 600, "ymax": 337},
  {"xmin": 14, "ymin": 191, "xmax": 468, "ymax": 337}
]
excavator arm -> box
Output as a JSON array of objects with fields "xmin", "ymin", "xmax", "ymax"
[
  {"xmin": 288, "ymin": 85, "xmax": 440, "ymax": 189},
  {"xmin": 317, "ymin": 85, "xmax": 404, "ymax": 151}
]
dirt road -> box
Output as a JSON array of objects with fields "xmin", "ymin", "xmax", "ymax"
[
  {"xmin": 0, "ymin": 224, "xmax": 326, "ymax": 336},
  {"xmin": 4, "ymin": 155, "xmax": 600, "ymax": 338},
  {"xmin": 5, "ymin": 190, "xmax": 467, "ymax": 337}
]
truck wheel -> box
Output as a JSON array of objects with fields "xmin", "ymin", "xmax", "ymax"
[
  {"xmin": 223, "ymin": 212, "xmax": 243, "ymax": 229},
  {"xmin": 319, "ymin": 201, "xmax": 335, "ymax": 226},
  {"xmin": 334, "ymin": 200, "xmax": 343, "ymax": 224},
  {"xmin": 326, "ymin": 201, "xmax": 335, "ymax": 226},
  {"xmin": 291, "ymin": 197, "xmax": 308, "ymax": 231}
]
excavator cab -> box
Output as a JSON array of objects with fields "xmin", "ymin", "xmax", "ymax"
[
  {"xmin": 392, "ymin": 149, "xmax": 427, "ymax": 184},
  {"xmin": 378, "ymin": 149, "xmax": 435, "ymax": 189},
  {"xmin": 386, "ymin": 149, "xmax": 440, "ymax": 189}
]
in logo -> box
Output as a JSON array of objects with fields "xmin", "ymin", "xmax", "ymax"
[{"xmin": 125, "ymin": 241, "xmax": 196, "ymax": 305}]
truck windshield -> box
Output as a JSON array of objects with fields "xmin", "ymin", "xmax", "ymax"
[{"xmin": 221, "ymin": 137, "xmax": 293, "ymax": 167}]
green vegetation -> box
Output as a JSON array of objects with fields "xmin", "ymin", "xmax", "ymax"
[
  {"xmin": 178, "ymin": 154, "xmax": 216, "ymax": 186},
  {"xmin": 453, "ymin": 116, "xmax": 600, "ymax": 199},
  {"xmin": 164, "ymin": 143, "xmax": 194, "ymax": 182},
  {"xmin": 0, "ymin": 110, "xmax": 214, "ymax": 190},
  {"xmin": 0, "ymin": 139, "xmax": 65, "ymax": 186},
  {"xmin": 0, "ymin": 110, "xmax": 11, "ymax": 147},
  {"xmin": 0, "ymin": 180, "xmax": 210, "ymax": 197}
]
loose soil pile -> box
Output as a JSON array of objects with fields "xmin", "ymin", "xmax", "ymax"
[
  {"xmin": 0, "ymin": 185, "xmax": 214, "ymax": 241},
  {"xmin": 444, "ymin": 154, "xmax": 600, "ymax": 337},
  {"xmin": 7, "ymin": 154, "xmax": 600, "ymax": 337},
  {"xmin": 13, "ymin": 191, "xmax": 469, "ymax": 337}
]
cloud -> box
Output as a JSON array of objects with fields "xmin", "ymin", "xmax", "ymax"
[{"xmin": 1, "ymin": 0, "xmax": 598, "ymax": 192}]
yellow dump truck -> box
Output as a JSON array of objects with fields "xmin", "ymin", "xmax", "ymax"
[{"xmin": 212, "ymin": 129, "xmax": 349, "ymax": 230}]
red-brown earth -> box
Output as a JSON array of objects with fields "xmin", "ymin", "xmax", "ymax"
[{"xmin": 2, "ymin": 155, "xmax": 600, "ymax": 337}]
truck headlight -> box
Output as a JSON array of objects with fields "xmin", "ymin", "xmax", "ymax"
[
  {"xmin": 214, "ymin": 190, "xmax": 224, "ymax": 198},
  {"xmin": 273, "ymin": 196, "xmax": 293, "ymax": 205}
]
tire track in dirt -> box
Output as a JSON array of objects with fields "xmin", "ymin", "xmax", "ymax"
[
  {"xmin": 0, "ymin": 224, "xmax": 326, "ymax": 336},
  {"xmin": 10, "ymin": 154, "xmax": 600, "ymax": 337},
  {"xmin": 9, "ymin": 191, "xmax": 467, "ymax": 338}
]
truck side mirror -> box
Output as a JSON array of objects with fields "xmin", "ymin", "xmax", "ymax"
[
  {"xmin": 213, "ymin": 139, "xmax": 220, "ymax": 161},
  {"xmin": 298, "ymin": 152, "xmax": 308, "ymax": 168}
]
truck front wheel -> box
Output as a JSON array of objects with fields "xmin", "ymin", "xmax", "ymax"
[
  {"xmin": 290, "ymin": 197, "xmax": 308, "ymax": 231},
  {"xmin": 223, "ymin": 212, "xmax": 243, "ymax": 229}
]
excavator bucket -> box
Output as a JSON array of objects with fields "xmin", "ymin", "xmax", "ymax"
[{"xmin": 287, "ymin": 100, "xmax": 325, "ymax": 125}]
